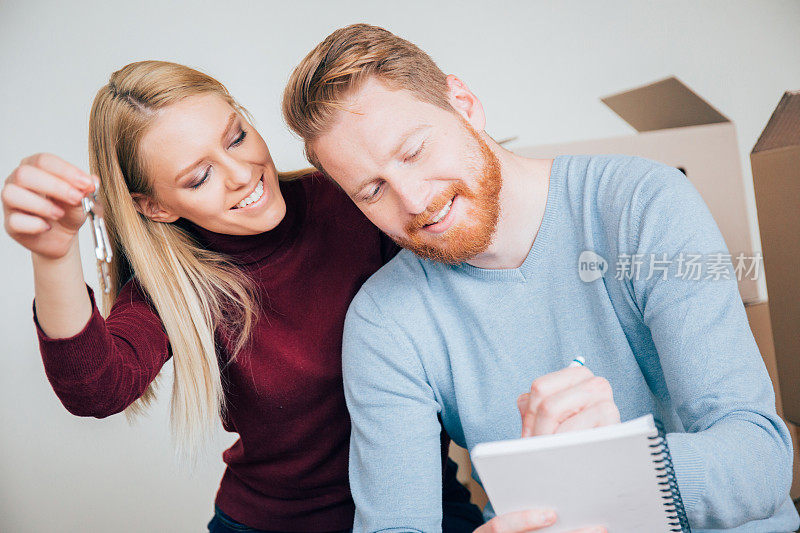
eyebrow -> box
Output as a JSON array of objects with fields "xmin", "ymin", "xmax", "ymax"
[
  {"xmin": 173, "ymin": 112, "xmax": 238, "ymax": 184},
  {"xmin": 351, "ymin": 124, "xmax": 431, "ymax": 196}
]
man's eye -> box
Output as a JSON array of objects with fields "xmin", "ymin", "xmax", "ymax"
[
  {"xmin": 364, "ymin": 182, "xmax": 384, "ymax": 201},
  {"xmin": 404, "ymin": 141, "xmax": 425, "ymax": 163}
]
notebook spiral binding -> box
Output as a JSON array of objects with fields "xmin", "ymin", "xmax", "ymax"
[{"xmin": 648, "ymin": 419, "xmax": 691, "ymax": 532}]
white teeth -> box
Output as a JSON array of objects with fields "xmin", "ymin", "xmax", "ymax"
[
  {"xmin": 234, "ymin": 180, "xmax": 263, "ymax": 209},
  {"xmin": 428, "ymin": 199, "xmax": 453, "ymax": 225}
]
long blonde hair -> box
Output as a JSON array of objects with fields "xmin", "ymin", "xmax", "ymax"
[{"xmin": 88, "ymin": 60, "xmax": 304, "ymax": 458}]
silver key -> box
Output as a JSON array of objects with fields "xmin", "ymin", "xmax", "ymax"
[{"xmin": 82, "ymin": 192, "xmax": 113, "ymax": 293}]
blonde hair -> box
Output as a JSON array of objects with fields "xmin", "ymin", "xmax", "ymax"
[
  {"xmin": 282, "ymin": 23, "xmax": 452, "ymax": 169},
  {"xmin": 89, "ymin": 60, "xmax": 303, "ymax": 459}
]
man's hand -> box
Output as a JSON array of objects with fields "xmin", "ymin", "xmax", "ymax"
[
  {"xmin": 475, "ymin": 509, "xmax": 606, "ymax": 533},
  {"xmin": 517, "ymin": 366, "xmax": 620, "ymax": 438}
]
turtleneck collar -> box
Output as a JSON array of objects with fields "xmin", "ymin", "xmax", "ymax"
[{"xmin": 174, "ymin": 178, "xmax": 306, "ymax": 267}]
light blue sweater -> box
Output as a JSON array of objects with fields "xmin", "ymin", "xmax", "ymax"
[{"xmin": 342, "ymin": 155, "xmax": 799, "ymax": 532}]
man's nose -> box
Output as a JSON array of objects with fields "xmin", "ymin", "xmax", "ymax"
[{"xmin": 394, "ymin": 179, "xmax": 430, "ymax": 215}]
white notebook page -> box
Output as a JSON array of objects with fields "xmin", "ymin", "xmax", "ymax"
[{"xmin": 471, "ymin": 415, "xmax": 677, "ymax": 532}]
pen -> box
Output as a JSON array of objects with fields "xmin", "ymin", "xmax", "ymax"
[{"xmin": 568, "ymin": 356, "xmax": 586, "ymax": 368}]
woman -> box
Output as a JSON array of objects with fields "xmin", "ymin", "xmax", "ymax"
[{"xmin": 2, "ymin": 61, "xmax": 482, "ymax": 532}]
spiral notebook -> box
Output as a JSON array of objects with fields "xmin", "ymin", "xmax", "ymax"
[{"xmin": 471, "ymin": 414, "xmax": 691, "ymax": 532}]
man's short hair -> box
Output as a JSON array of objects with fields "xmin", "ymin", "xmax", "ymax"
[{"xmin": 282, "ymin": 23, "xmax": 452, "ymax": 170}]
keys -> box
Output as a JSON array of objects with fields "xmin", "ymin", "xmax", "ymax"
[{"xmin": 82, "ymin": 191, "xmax": 113, "ymax": 294}]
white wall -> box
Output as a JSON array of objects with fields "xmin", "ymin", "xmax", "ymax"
[{"xmin": 1, "ymin": 1, "xmax": 798, "ymax": 531}]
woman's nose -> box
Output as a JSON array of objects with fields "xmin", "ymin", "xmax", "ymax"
[{"xmin": 224, "ymin": 159, "xmax": 253, "ymax": 190}]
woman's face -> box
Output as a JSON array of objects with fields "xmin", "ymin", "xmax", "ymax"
[{"xmin": 136, "ymin": 93, "xmax": 286, "ymax": 236}]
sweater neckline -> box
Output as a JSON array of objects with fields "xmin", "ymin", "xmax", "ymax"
[
  {"xmin": 175, "ymin": 177, "xmax": 307, "ymax": 268},
  {"xmin": 455, "ymin": 155, "xmax": 565, "ymax": 282}
]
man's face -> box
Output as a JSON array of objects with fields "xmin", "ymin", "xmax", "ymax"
[{"xmin": 312, "ymin": 78, "xmax": 502, "ymax": 264}]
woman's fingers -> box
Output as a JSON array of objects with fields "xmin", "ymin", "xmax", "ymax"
[
  {"xmin": 3, "ymin": 154, "xmax": 90, "ymax": 258},
  {"xmin": 2, "ymin": 183, "xmax": 65, "ymax": 220},
  {"xmin": 5, "ymin": 211, "xmax": 51, "ymax": 234},
  {"xmin": 18, "ymin": 153, "xmax": 94, "ymax": 193},
  {"xmin": 12, "ymin": 163, "xmax": 88, "ymax": 206},
  {"xmin": 476, "ymin": 508, "xmax": 557, "ymax": 532}
]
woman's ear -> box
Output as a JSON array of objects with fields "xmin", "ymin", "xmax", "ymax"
[
  {"xmin": 131, "ymin": 193, "xmax": 179, "ymax": 223},
  {"xmin": 445, "ymin": 74, "xmax": 486, "ymax": 131}
]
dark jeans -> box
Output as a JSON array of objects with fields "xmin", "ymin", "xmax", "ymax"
[{"xmin": 208, "ymin": 458, "xmax": 484, "ymax": 532}]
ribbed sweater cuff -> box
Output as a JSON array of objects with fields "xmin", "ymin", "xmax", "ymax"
[
  {"xmin": 665, "ymin": 431, "xmax": 706, "ymax": 514},
  {"xmin": 33, "ymin": 284, "xmax": 109, "ymax": 384}
]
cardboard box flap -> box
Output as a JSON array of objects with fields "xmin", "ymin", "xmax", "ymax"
[
  {"xmin": 601, "ymin": 77, "xmax": 730, "ymax": 132},
  {"xmin": 752, "ymin": 91, "xmax": 800, "ymax": 153}
]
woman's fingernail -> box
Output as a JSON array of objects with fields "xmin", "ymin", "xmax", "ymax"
[{"xmin": 542, "ymin": 510, "xmax": 557, "ymax": 524}]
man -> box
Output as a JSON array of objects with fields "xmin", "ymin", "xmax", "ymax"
[{"xmin": 282, "ymin": 24, "xmax": 799, "ymax": 533}]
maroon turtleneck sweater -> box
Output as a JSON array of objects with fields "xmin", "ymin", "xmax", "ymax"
[{"xmin": 33, "ymin": 174, "xmax": 404, "ymax": 531}]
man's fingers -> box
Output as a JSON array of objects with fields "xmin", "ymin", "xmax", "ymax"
[
  {"xmin": 528, "ymin": 366, "xmax": 594, "ymax": 399},
  {"xmin": 518, "ymin": 392, "xmax": 535, "ymax": 434},
  {"xmin": 477, "ymin": 508, "xmax": 557, "ymax": 532},
  {"xmin": 554, "ymin": 400, "xmax": 621, "ymax": 434},
  {"xmin": 517, "ymin": 393, "xmax": 529, "ymax": 417},
  {"xmin": 521, "ymin": 366, "xmax": 593, "ymax": 437},
  {"xmin": 530, "ymin": 376, "xmax": 614, "ymax": 436}
]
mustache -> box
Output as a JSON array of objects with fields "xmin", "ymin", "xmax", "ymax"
[{"xmin": 404, "ymin": 182, "xmax": 466, "ymax": 233}]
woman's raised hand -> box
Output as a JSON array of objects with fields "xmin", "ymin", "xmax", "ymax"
[{"xmin": 3, "ymin": 153, "xmax": 96, "ymax": 259}]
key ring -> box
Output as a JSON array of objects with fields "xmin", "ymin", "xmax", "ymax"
[{"xmin": 82, "ymin": 191, "xmax": 113, "ymax": 293}]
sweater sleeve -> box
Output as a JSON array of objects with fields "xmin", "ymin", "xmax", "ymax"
[
  {"xmin": 34, "ymin": 281, "xmax": 171, "ymax": 418},
  {"xmin": 613, "ymin": 162, "xmax": 793, "ymax": 529},
  {"xmin": 342, "ymin": 289, "xmax": 444, "ymax": 533}
]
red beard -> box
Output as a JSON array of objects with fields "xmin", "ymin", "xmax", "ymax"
[{"xmin": 392, "ymin": 123, "xmax": 502, "ymax": 264}]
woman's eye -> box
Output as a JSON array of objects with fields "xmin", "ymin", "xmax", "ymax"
[
  {"xmin": 190, "ymin": 167, "xmax": 211, "ymax": 189},
  {"xmin": 231, "ymin": 129, "xmax": 247, "ymax": 148}
]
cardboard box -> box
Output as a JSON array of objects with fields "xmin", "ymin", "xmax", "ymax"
[
  {"xmin": 790, "ymin": 422, "xmax": 800, "ymax": 503},
  {"xmin": 515, "ymin": 77, "xmax": 762, "ymax": 304},
  {"xmin": 448, "ymin": 440, "xmax": 488, "ymax": 510},
  {"xmin": 750, "ymin": 91, "xmax": 800, "ymax": 425}
]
